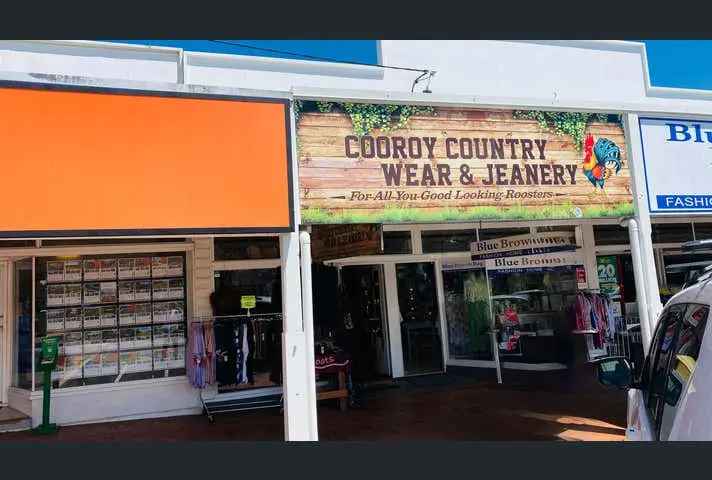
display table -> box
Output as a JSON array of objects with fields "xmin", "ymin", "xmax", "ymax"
[{"xmin": 315, "ymin": 350, "xmax": 350, "ymax": 411}]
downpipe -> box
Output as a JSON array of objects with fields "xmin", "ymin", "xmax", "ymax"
[
  {"xmin": 299, "ymin": 231, "xmax": 319, "ymax": 441},
  {"xmin": 620, "ymin": 217, "xmax": 652, "ymax": 354}
]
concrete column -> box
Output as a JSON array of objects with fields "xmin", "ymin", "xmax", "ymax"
[
  {"xmin": 579, "ymin": 223, "xmax": 600, "ymax": 290},
  {"xmin": 279, "ymin": 232, "xmax": 316, "ymax": 441}
]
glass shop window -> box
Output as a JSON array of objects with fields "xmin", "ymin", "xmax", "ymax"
[
  {"xmin": 382, "ymin": 231, "xmax": 412, "ymax": 254},
  {"xmin": 421, "ymin": 229, "xmax": 476, "ymax": 253},
  {"xmin": 593, "ymin": 224, "xmax": 630, "ymax": 246},
  {"xmin": 536, "ymin": 225, "xmax": 576, "ymax": 234},
  {"xmin": 213, "ymin": 268, "xmax": 282, "ymax": 316},
  {"xmin": 651, "ymin": 223, "xmax": 693, "ymax": 244},
  {"xmin": 477, "ymin": 227, "xmax": 530, "ymax": 241},
  {"xmin": 33, "ymin": 253, "xmax": 188, "ymax": 391},
  {"xmin": 214, "ymin": 237, "xmax": 280, "ymax": 261},
  {"xmin": 693, "ymin": 222, "xmax": 712, "ymax": 240}
]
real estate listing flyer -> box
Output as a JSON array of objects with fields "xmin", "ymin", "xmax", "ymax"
[
  {"xmin": 100, "ymin": 305, "xmax": 117, "ymax": 327},
  {"xmin": 119, "ymin": 327, "xmax": 136, "ymax": 350},
  {"xmin": 101, "ymin": 328, "xmax": 118, "ymax": 352},
  {"xmin": 64, "ymin": 260, "xmax": 82, "ymax": 282},
  {"xmin": 118, "ymin": 258, "xmax": 134, "ymax": 279},
  {"xmin": 83, "ymin": 259, "xmax": 101, "ymax": 281},
  {"xmin": 134, "ymin": 280, "xmax": 151, "ymax": 301},
  {"xmin": 135, "ymin": 303, "xmax": 152, "ymax": 325},
  {"xmin": 47, "ymin": 261, "xmax": 65, "ymax": 282},
  {"xmin": 101, "ymin": 352, "xmax": 119, "ymax": 376},
  {"xmin": 118, "ymin": 281, "xmax": 134, "ymax": 302},
  {"xmin": 134, "ymin": 257, "xmax": 151, "ymax": 278},
  {"xmin": 83, "ymin": 353, "xmax": 101, "ymax": 377},
  {"xmin": 83, "ymin": 330, "xmax": 102, "ymax": 353},
  {"xmin": 151, "ymin": 256, "xmax": 168, "ymax": 277},
  {"xmin": 99, "ymin": 258, "xmax": 117, "ymax": 280},
  {"xmin": 47, "ymin": 284, "xmax": 65, "ymax": 306},
  {"xmin": 82, "ymin": 306, "xmax": 101, "ymax": 328},
  {"xmin": 119, "ymin": 304, "xmax": 136, "ymax": 326},
  {"xmin": 167, "ymin": 256, "xmax": 183, "ymax": 276},
  {"xmin": 64, "ymin": 332, "xmax": 83, "ymax": 356},
  {"xmin": 46, "ymin": 309, "xmax": 65, "ymax": 332},
  {"xmin": 64, "ymin": 355, "xmax": 83, "ymax": 379},
  {"xmin": 64, "ymin": 283, "xmax": 82, "ymax": 305},
  {"xmin": 100, "ymin": 282, "xmax": 117, "ymax": 303},
  {"xmin": 65, "ymin": 307, "xmax": 83, "ymax": 330},
  {"xmin": 83, "ymin": 283, "xmax": 100, "ymax": 304}
]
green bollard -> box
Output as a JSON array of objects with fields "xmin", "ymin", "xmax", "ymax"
[{"xmin": 33, "ymin": 336, "xmax": 59, "ymax": 435}]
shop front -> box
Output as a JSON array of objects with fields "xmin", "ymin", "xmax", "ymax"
[
  {"xmin": 296, "ymin": 101, "xmax": 638, "ymax": 383},
  {"xmin": 0, "ymin": 81, "xmax": 295, "ymax": 427}
]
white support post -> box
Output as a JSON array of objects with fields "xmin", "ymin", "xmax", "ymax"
[
  {"xmin": 623, "ymin": 113, "xmax": 664, "ymax": 340},
  {"xmin": 279, "ymin": 232, "xmax": 316, "ymax": 441},
  {"xmin": 579, "ymin": 223, "xmax": 600, "ymax": 290},
  {"xmin": 299, "ymin": 231, "xmax": 319, "ymax": 440},
  {"xmin": 383, "ymin": 263, "xmax": 405, "ymax": 378},
  {"xmin": 433, "ymin": 259, "xmax": 449, "ymax": 372}
]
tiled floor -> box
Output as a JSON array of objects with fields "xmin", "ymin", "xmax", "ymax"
[{"xmin": 0, "ymin": 367, "xmax": 627, "ymax": 441}]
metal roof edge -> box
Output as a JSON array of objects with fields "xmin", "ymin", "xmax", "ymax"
[
  {"xmin": 0, "ymin": 70, "xmax": 292, "ymax": 100},
  {"xmin": 184, "ymin": 50, "xmax": 384, "ymax": 80},
  {"xmin": 4, "ymin": 40, "xmax": 183, "ymax": 55},
  {"xmin": 291, "ymin": 85, "xmax": 712, "ymax": 118}
]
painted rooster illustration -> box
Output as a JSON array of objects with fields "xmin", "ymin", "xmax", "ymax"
[{"xmin": 582, "ymin": 133, "xmax": 622, "ymax": 189}]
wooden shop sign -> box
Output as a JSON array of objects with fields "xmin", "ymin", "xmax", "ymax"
[
  {"xmin": 310, "ymin": 224, "xmax": 382, "ymax": 262},
  {"xmin": 297, "ymin": 106, "xmax": 632, "ymax": 224}
]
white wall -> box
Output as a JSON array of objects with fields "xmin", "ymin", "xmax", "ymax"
[
  {"xmin": 0, "ymin": 40, "xmax": 650, "ymax": 104},
  {"xmin": 379, "ymin": 40, "xmax": 648, "ymax": 102},
  {"xmin": 0, "ymin": 41, "xmax": 180, "ymax": 83},
  {"xmin": 185, "ymin": 41, "xmax": 649, "ymax": 103},
  {"xmin": 3, "ymin": 40, "xmax": 712, "ymax": 115}
]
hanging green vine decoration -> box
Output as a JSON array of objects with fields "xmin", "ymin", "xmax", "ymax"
[
  {"xmin": 512, "ymin": 110, "xmax": 618, "ymax": 151},
  {"xmin": 297, "ymin": 100, "xmax": 435, "ymax": 136},
  {"xmin": 292, "ymin": 99, "xmax": 303, "ymax": 124}
]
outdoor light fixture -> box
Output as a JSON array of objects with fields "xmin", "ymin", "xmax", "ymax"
[{"xmin": 411, "ymin": 70, "xmax": 436, "ymax": 93}]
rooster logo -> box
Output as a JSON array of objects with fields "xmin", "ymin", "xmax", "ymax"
[{"xmin": 582, "ymin": 134, "xmax": 622, "ymax": 189}]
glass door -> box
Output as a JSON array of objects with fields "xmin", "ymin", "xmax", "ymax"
[
  {"xmin": 13, "ymin": 258, "xmax": 33, "ymax": 390},
  {"xmin": 442, "ymin": 266, "xmax": 493, "ymax": 362},
  {"xmin": 0, "ymin": 260, "xmax": 6, "ymax": 404},
  {"xmin": 339, "ymin": 265, "xmax": 391, "ymax": 380},
  {"xmin": 396, "ymin": 262, "xmax": 444, "ymax": 375}
]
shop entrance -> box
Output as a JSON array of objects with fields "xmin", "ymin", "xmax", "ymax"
[
  {"xmin": 339, "ymin": 265, "xmax": 390, "ymax": 380},
  {"xmin": 396, "ymin": 262, "xmax": 444, "ymax": 375}
]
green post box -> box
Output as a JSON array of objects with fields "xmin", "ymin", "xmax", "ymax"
[{"xmin": 33, "ymin": 336, "xmax": 60, "ymax": 435}]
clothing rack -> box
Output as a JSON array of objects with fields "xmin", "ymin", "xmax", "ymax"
[{"xmin": 191, "ymin": 313, "xmax": 284, "ymax": 422}]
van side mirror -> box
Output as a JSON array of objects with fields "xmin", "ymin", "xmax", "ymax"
[{"xmin": 596, "ymin": 356, "xmax": 633, "ymax": 390}]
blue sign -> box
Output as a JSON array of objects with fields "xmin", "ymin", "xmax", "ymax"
[
  {"xmin": 656, "ymin": 195, "xmax": 712, "ymax": 210},
  {"xmin": 639, "ymin": 117, "xmax": 712, "ymax": 214}
]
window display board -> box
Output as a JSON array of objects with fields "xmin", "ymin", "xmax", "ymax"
[
  {"xmin": 36, "ymin": 253, "xmax": 187, "ymax": 389},
  {"xmin": 484, "ymin": 250, "xmax": 583, "ymax": 363}
]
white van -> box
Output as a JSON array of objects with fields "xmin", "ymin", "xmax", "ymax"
[{"xmin": 596, "ymin": 276, "xmax": 712, "ymax": 440}]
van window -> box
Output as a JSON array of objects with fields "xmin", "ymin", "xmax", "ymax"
[{"xmin": 658, "ymin": 304, "xmax": 709, "ymax": 440}]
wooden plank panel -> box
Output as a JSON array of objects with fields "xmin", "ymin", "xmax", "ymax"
[{"xmin": 296, "ymin": 107, "xmax": 632, "ymax": 223}]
